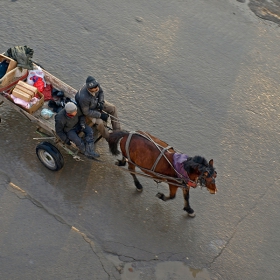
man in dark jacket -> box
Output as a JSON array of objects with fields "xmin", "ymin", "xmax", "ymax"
[
  {"xmin": 55, "ymin": 102, "xmax": 100, "ymax": 159},
  {"xmin": 75, "ymin": 76, "xmax": 121, "ymax": 140}
]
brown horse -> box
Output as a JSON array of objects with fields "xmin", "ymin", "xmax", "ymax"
[{"xmin": 108, "ymin": 130, "xmax": 217, "ymax": 217}]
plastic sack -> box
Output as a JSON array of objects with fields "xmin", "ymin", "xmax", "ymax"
[
  {"xmin": 10, "ymin": 95, "xmax": 40, "ymax": 109},
  {"xmin": 10, "ymin": 94, "xmax": 31, "ymax": 109},
  {"xmin": 33, "ymin": 77, "xmax": 45, "ymax": 92},
  {"xmin": 40, "ymin": 108, "xmax": 54, "ymax": 120},
  {"xmin": 26, "ymin": 66, "xmax": 46, "ymax": 87}
]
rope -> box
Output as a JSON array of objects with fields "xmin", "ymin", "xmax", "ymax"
[
  {"xmin": 136, "ymin": 131, "xmax": 187, "ymax": 180},
  {"xmin": 116, "ymin": 165, "xmax": 189, "ymax": 189},
  {"xmin": 123, "ymin": 131, "xmax": 196, "ymax": 186},
  {"xmin": 151, "ymin": 145, "xmax": 172, "ymax": 172},
  {"xmin": 125, "ymin": 131, "xmax": 134, "ymax": 163},
  {"xmin": 102, "ymin": 110, "xmax": 132, "ymax": 129}
]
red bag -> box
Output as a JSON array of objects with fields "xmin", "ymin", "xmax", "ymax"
[
  {"xmin": 41, "ymin": 84, "xmax": 53, "ymax": 101},
  {"xmin": 33, "ymin": 76, "xmax": 45, "ymax": 92}
]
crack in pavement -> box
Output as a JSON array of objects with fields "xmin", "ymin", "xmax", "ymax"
[
  {"xmin": 4, "ymin": 180, "xmax": 120, "ymax": 280},
  {"xmin": 104, "ymin": 240, "xmax": 158, "ymax": 260},
  {"xmin": 104, "ymin": 240, "xmax": 189, "ymax": 263},
  {"xmin": 72, "ymin": 226, "xmax": 119, "ymax": 279},
  {"xmin": 209, "ymin": 180, "xmax": 273, "ymax": 267}
]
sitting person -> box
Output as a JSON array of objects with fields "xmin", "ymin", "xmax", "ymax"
[
  {"xmin": 55, "ymin": 102, "xmax": 100, "ymax": 159},
  {"xmin": 75, "ymin": 76, "xmax": 121, "ymax": 140}
]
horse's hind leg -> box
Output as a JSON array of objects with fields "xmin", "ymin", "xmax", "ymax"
[
  {"xmin": 128, "ymin": 162, "xmax": 143, "ymax": 192},
  {"xmin": 183, "ymin": 188, "xmax": 195, "ymax": 217},
  {"xmin": 156, "ymin": 184, "xmax": 177, "ymax": 201},
  {"xmin": 115, "ymin": 156, "xmax": 127, "ymax": 166}
]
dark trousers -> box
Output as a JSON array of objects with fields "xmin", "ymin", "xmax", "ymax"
[{"xmin": 67, "ymin": 124, "xmax": 93, "ymax": 147}]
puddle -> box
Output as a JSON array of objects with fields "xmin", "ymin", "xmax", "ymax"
[
  {"xmin": 106, "ymin": 255, "xmax": 211, "ymax": 280},
  {"xmin": 121, "ymin": 263, "xmax": 142, "ymax": 279},
  {"xmin": 155, "ymin": 261, "xmax": 211, "ymax": 280}
]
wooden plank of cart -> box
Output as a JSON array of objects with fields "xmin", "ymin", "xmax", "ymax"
[{"xmin": 0, "ymin": 60, "xmax": 103, "ymax": 171}]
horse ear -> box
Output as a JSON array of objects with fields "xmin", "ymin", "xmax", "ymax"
[{"xmin": 209, "ymin": 159, "xmax": 213, "ymax": 167}]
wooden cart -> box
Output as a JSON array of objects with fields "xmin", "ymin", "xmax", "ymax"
[{"xmin": 0, "ymin": 65, "xmax": 102, "ymax": 171}]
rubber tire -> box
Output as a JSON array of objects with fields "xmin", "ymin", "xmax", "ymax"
[{"xmin": 36, "ymin": 142, "xmax": 64, "ymax": 171}]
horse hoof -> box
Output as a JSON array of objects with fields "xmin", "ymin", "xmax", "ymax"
[
  {"xmin": 156, "ymin": 192, "xmax": 165, "ymax": 200},
  {"xmin": 115, "ymin": 159, "xmax": 126, "ymax": 166},
  {"xmin": 183, "ymin": 207, "xmax": 195, "ymax": 217},
  {"xmin": 135, "ymin": 181, "xmax": 143, "ymax": 191},
  {"xmin": 119, "ymin": 160, "xmax": 126, "ymax": 166},
  {"xmin": 188, "ymin": 212, "xmax": 196, "ymax": 218},
  {"xmin": 136, "ymin": 185, "xmax": 143, "ymax": 192}
]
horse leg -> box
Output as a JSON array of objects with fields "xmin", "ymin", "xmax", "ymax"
[
  {"xmin": 128, "ymin": 162, "xmax": 143, "ymax": 192},
  {"xmin": 156, "ymin": 184, "xmax": 177, "ymax": 202},
  {"xmin": 115, "ymin": 156, "xmax": 127, "ymax": 166},
  {"xmin": 182, "ymin": 188, "xmax": 195, "ymax": 217}
]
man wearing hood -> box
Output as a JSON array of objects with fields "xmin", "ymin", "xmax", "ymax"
[{"xmin": 75, "ymin": 76, "xmax": 121, "ymax": 140}]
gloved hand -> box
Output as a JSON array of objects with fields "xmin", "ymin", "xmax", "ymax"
[
  {"xmin": 96, "ymin": 102, "xmax": 104, "ymax": 111},
  {"xmin": 100, "ymin": 112, "xmax": 109, "ymax": 122},
  {"xmin": 65, "ymin": 139, "xmax": 71, "ymax": 145}
]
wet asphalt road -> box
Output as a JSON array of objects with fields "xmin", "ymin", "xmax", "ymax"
[{"xmin": 1, "ymin": 0, "xmax": 280, "ymax": 279}]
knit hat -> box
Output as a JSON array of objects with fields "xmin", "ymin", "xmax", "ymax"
[
  {"xmin": 86, "ymin": 76, "xmax": 98, "ymax": 89},
  {"xmin": 65, "ymin": 102, "xmax": 77, "ymax": 113}
]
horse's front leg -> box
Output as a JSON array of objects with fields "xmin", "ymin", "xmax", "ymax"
[
  {"xmin": 183, "ymin": 187, "xmax": 195, "ymax": 217},
  {"xmin": 156, "ymin": 184, "xmax": 177, "ymax": 202},
  {"xmin": 128, "ymin": 162, "xmax": 143, "ymax": 192}
]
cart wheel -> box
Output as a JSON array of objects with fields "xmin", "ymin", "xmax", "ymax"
[{"xmin": 36, "ymin": 142, "xmax": 64, "ymax": 171}]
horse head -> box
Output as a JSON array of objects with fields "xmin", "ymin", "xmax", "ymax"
[
  {"xmin": 183, "ymin": 156, "xmax": 217, "ymax": 194},
  {"xmin": 199, "ymin": 159, "xmax": 217, "ymax": 194}
]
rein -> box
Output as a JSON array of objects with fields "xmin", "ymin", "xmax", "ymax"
[
  {"xmin": 120, "ymin": 157, "xmax": 209, "ymax": 190},
  {"xmin": 105, "ymin": 115, "xmax": 213, "ymax": 190},
  {"xmin": 118, "ymin": 163, "xmax": 190, "ymax": 189}
]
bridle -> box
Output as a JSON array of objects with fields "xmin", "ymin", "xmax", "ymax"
[{"xmin": 197, "ymin": 168, "xmax": 217, "ymax": 189}]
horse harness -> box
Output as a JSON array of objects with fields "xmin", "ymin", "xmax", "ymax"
[
  {"xmin": 125, "ymin": 131, "xmax": 172, "ymax": 170},
  {"xmin": 124, "ymin": 131, "xmax": 198, "ymax": 189}
]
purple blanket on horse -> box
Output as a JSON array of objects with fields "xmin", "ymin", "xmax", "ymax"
[{"xmin": 173, "ymin": 153, "xmax": 190, "ymax": 183}]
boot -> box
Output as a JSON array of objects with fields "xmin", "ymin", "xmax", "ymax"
[
  {"xmin": 85, "ymin": 141, "xmax": 100, "ymax": 159},
  {"xmin": 77, "ymin": 142, "xmax": 86, "ymax": 154},
  {"xmin": 111, "ymin": 118, "xmax": 121, "ymax": 131},
  {"xmin": 112, "ymin": 120, "xmax": 121, "ymax": 131}
]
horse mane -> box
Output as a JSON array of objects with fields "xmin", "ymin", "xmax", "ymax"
[{"xmin": 183, "ymin": 155, "xmax": 209, "ymax": 174}]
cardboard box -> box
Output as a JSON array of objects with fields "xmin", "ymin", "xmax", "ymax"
[
  {"xmin": 0, "ymin": 54, "xmax": 17, "ymax": 73},
  {"xmin": 17, "ymin": 80, "xmax": 38, "ymax": 92},
  {"xmin": 7, "ymin": 88, "xmax": 44, "ymax": 114},
  {"xmin": 0, "ymin": 67, "xmax": 28, "ymax": 92},
  {"xmin": 12, "ymin": 87, "xmax": 32, "ymax": 102},
  {"xmin": 25, "ymin": 91, "xmax": 44, "ymax": 114},
  {"xmin": 11, "ymin": 81, "xmax": 38, "ymax": 102},
  {"xmin": 15, "ymin": 80, "xmax": 37, "ymax": 98}
]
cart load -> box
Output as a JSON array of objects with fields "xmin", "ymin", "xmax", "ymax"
[{"xmin": 0, "ymin": 46, "xmax": 103, "ymax": 171}]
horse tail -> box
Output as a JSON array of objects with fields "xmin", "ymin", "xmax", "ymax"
[{"xmin": 108, "ymin": 130, "xmax": 129, "ymax": 156}]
